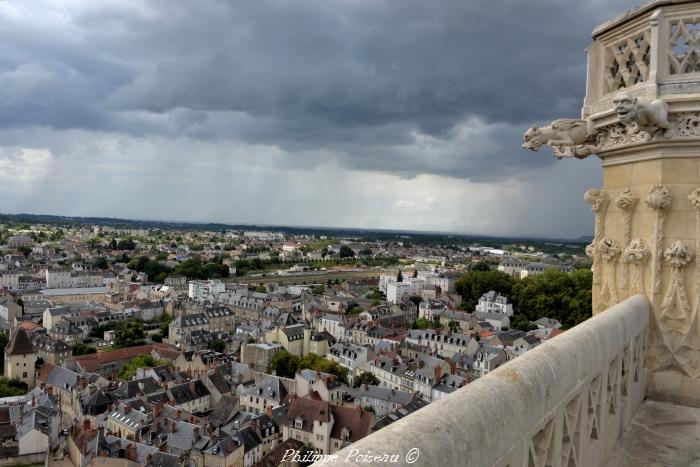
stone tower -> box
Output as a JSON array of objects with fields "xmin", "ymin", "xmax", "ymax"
[
  {"xmin": 4, "ymin": 329, "xmax": 36, "ymax": 388},
  {"xmin": 523, "ymin": 0, "xmax": 700, "ymax": 406}
]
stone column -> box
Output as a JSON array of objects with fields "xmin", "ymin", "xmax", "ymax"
[{"xmin": 522, "ymin": 0, "xmax": 700, "ymax": 407}]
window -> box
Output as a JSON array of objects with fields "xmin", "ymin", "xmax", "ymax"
[{"xmin": 22, "ymin": 372, "xmax": 27, "ymax": 378}]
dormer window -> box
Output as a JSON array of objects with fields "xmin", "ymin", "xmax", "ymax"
[
  {"xmin": 294, "ymin": 416, "xmax": 304, "ymax": 429},
  {"xmin": 341, "ymin": 426, "xmax": 351, "ymax": 441}
]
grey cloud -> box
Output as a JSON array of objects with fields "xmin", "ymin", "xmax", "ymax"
[{"xmin": 0, "ymin": 0, "xmax": 637, "ymax": 235}]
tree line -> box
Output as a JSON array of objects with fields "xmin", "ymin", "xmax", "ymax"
[{"xmin": 455, "ymin": 267, "xmax": 592, "ymax": 330}]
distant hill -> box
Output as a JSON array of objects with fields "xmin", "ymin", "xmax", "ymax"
[{"xmin": 0, "ymin": 212, "xmax": 590, "ymax": 247}]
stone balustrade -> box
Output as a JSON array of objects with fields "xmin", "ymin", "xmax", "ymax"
[{"xmin": 326, "ymin": 295, "xmax": 649, "ymax": 467}]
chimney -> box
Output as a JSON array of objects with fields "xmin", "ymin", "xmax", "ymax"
[
  {"xmin": 435, "ymin": 366, "xmax": 442, "ymax": 383},
  {"xmin": 176, "ymin": 408, "xmax": 181, "ymax": 419},
  {"xmin": 418, "ymin": 360, "xmax": 425, "ymax": 369},
  {"xmin": 126, "ymin": 443, "xmax": 138, "ymax": 462},
  {"xmin": 450, "ymin": 361, "xmax": 456, "ymax": 375},
  {"xmin": 31, "ymin": 395, "xmax": 36, "ymax": 407},
  {"xmin": 171, "ymin": 421, "xmax": 177, "ymax": 432}
]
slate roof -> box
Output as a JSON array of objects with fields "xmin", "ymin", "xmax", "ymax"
[
  {"xmin": 168, "ymin": 380, "xmax": 210, "ymax": 405},
  {"xmin": 5, "ymin": 329, "xmax": 34, "ymax": 356},
  {"xmin": 111, "ymin": 377, "xmax": 162, "ymax": 399},
  {"xmin": 357, "ymin": 385, "xmax": 414, "ymax": 405},
  {"xmin": 208, "ymin": 395, "xmax": 239, "ymax": 428},
  {"xmin": 242, "ymin": 376, "xmax": 287, "ymax": 404},
  {"xmin": 372, "ymin": 397, "xmax": 430, "ymax": 431}
]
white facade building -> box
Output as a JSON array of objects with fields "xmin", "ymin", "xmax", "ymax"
[{"xmin": 187, "ymin": 280, "xmax": 225, "ymax": 301}]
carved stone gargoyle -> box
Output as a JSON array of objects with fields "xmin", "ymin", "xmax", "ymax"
[
  {"xmin": 612, "ymin": 92, "xmax": 670, "ymax": 135},
  {"xmin": 522, "ymin": 118, "xmax": 599, "ymax": 159}
]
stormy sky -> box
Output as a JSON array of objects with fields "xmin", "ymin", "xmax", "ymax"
[{"xmin": 0, "ymin": 0, "xmax": 639, "ymax": 238}]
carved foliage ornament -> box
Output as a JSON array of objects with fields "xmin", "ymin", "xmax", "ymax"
[
  {"xmin": 660, "ymin": 241, "xmax": 693, "ymax": 336},
  {"xmin": 647, "ymin": 185, "xmax": 672, "ymax": 296},
  {"xmin": 615, "ymin": 188, "xmax": 639, "ymax": 211},
  {"xmin": 646, "ymin": 185, "xmax": 672, "ymax": 210},
  {"xmin": 623, "ymin": 238, "xmax": 650, "ymax": 296},
  {"xmin": 584, "ymin": 189, "xmax": 610, "ymax": 214},
  {"xmin": 597, "ymin": 238, "xmax": 620, "ymax": 312},
  {"xmin": 599, "ymin": 239, "xmax": 621, "ymax": 261},
  {"xmin": 622, "ymin": 239, "xmax": 650, "ymax": 265}
]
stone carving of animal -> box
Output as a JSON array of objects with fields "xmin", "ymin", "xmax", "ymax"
[
  {"xmin": 522, "ymin": 119, "xmax": 595, "ymax": 151},
  {"xmin": 613, "ymin": 92, "xmax": 669, "ymax": 132}
]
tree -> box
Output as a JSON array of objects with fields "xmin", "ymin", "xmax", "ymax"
[
  {"xmin": 210, "ymin": 339, "xmax": 226, "ymax": 353},
  {"xmin": 93, "ymin": 257, "xmax": 108, "ymax": 269},
  {"xmin": 455, "ymin": 270, "xmax": 514, "ymax": 311},
  {"xmin": 339, "ymin": 245, "xmax": 355, "ymax": 258},
  {"xmin": 118, "ymin": 355, "xmax": 168, "ymax": 379},
  {"xmin": 268, "ymin": 350, "xmax": 300, "ymax": 378},
  {"xmin": 72, "ymin": 344, "xmax": 97, "ymax": 356},
  {"xmin": 0, "ymin": 333, "xmax": 7, "ymax": 374},
  {"xmin": 409, "ymin": 295, "xmax": 423, "ymax": 308},
  {"xmin": 511, "ymin": 269, "xmax": 592, "ymax": 329},
  {"xmin": 0, "ymin": 377, "xmax": 28, "ymax": 397},
  {"xmin": 17, "ymin": 246, "xmax": 32, "ymax": 258},
  {"xmin": 353, "ymin": 371, "xmax": 380, "ymax": 388},
  {"xmin": 448, "ymin": 320, "xmax": 460, "ymax": 333},
  {"xmin": 413, "ymin": 318, "xmax": 430, "ymax": 329},
  {"xmin": 114, "ymin": 320, "xmax": 146, "ymax": 348},
  {"xmin": 469, "ymin": 261, "xmax": 491, "ymax": 271},
  {"xmin": 396, "ymin": 271, "xmax": 404, "ymax": 282},
  {"xmin": 412, "ymin": 269, "xmax": 418, "ymax": 278},
  {"xmin": 255, "ymin": 284, "xmax": 267, "ymax": 293}
]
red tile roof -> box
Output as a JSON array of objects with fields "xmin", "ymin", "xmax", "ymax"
[
  {"xmin": 284, "ymin": 396, "xmax": 331, "ymax": 432},
  {"xmin": 330, "ymin": 405, "xmax": 373, "ymax": 443}
]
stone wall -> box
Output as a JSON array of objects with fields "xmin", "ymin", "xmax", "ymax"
[{"xmin": 326, "ymin": 295, "xmax": 649, "ymax": 467}]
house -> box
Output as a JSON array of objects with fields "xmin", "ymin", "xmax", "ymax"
[
  {"xmin": 240, "ymin": 343, "xmax": 282, "ymax": 372},
  {"xmin": 107, "ymin": 402, "xmax": 152, "ymax": 439},
  {"xmin": 241, "ymin": 376, "xmax": 288, "ymax": 415},
  {"xmin": 202, "ymin": 434, "xmax": 244, "ymax": 467},
  {"xmin": 356, "ymin": 385, "xmax": 415, "ymax": 417},
  {"xmin": 0, "ymin": 294, "xmax": 21, "ymax": 322},
  {"xmin": 294, "ymin": 369, "xmax": 344, "ymax": 404},
  {"xmin": 475, "ymin": 291, "xmax": 513, "ymax": 316},
  {"xmin": 371, "ymin": 397, "xmax": 429, "ymax": 432},
  {"xmin": 326, "ymin": 342, "xmax": 370, "ymax": 385},
  {"xmin": 282, "ymin": 396, "xmax": 335, "ymax": 454},
  {"xmin": 405, "ymin": 329, "xmax": 480, "ymax": 358},
  {"xmin": 167, "ymin": 380, "xmax": 211, "ymax": 413},
  {"xmin": 265, "ymin": 324, "xmax": 329, "ymax": 358},
  {"xmin": 328, "ymin": 405, "xmax": 373, "ymax": 453},
  {"xmin": 30, "ymin": 333, "xmax": 72, "ymax": 366},
  {"xmin": 4, "ymin": 329, "xmax": 36, "ymax": 387},
  {"xmin": 473, "ymin": 311, "xmax": 510, "ymax": 331},
  {"xmin": 473, "ymin": 346, "xmax": 508, "ymax": 377}
]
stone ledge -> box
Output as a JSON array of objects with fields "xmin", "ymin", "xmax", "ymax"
[{"xmin": 325, "ymin": 295, "xmax": 650, "ymax": 467}]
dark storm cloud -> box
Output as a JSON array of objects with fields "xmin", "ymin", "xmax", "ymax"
[{"xmin": 0, "ymin": 0, "xmax": 636, "ymax": 182}]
